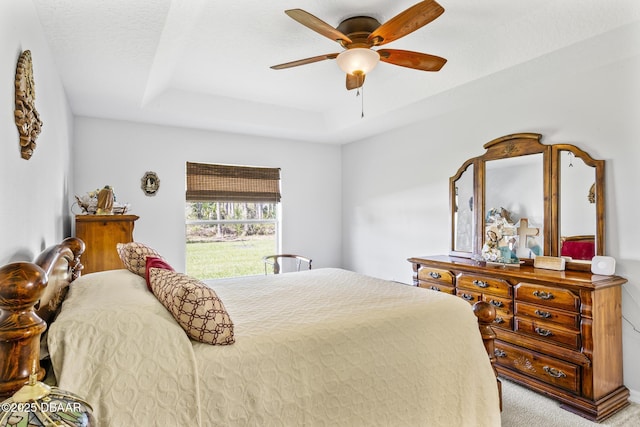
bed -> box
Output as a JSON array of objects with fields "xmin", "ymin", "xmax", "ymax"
[{"xmin": 0, "ymin": 238, "xmax": 501, "ymax": 426}]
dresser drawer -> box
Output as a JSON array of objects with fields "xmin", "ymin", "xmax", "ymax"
[
  {"xmin": 485, "ymin": 294, "xmax": 513, "ymax": 329},
  {"xmin": 514, "ymin": 283, "xmax": 580, "ymax": 312},
  {"xmin": 515, "ymin": 301, "xmax": 580, "ymax": 329},
  {"xmin": 491, "ymin": 312, "xmax": 513, "ymax": 330},
  {"xmin": 456, "ymin": 289, "xmax": 482, "ymax": 304},
  {"xmin": 485, "ymin": 294, "xmax": 513, "ymax": 314},
  {"xmin": 457, "ymin": 274, "xmax": 511, "ymax": 297},
  {"xmin": 418, "ymin": 281, "xmax": 455, "ymax": 294},
  {"xmin": 417, "ymin": 267, "xmax": 454, "ymax": 286},
  {"xmin": 494, "ymin": 341, "xmax": 580, "ymax": 393},
  {"xmin": 515, "ymin": 317, "xmax": 581, "ymax": 350}
]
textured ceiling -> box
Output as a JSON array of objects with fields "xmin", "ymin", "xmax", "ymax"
[{"xmin": 32, "ymin": 0, "xmax": 640, "ymax": 144}]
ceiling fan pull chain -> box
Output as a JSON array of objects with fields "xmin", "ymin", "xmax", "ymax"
[{"xmin": 361, "ymin": 85, "xmax": 365, "ymax": 118}]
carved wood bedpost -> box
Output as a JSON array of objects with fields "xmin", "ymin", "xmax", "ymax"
[
  {"xmin": 473, "ymin": 300, "xmax": 502, "ymax": 410},
  {"xmin": 0, "ymin": 237, "xmax": 84, "ymax": 398},
  {"xmin": 0, "ymin": 262, "xmax": 48, "ymax": 397}
]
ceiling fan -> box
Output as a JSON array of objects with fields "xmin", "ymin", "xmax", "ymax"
[{"xmin": 270, "ymin": 0, "xmax": 447, "ymax": 90}]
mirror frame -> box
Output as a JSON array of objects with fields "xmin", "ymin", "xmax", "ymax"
[
  {"xmin": 551, "ymin": 144, "xmax": 605, "ymax": 258},
  {"xmin": 449, "ymin": 133, "xmax": 605, "ymax": 268},
  {"xmin": 449, "ymin": 159, "xmax": 476, "ymax": 257}
]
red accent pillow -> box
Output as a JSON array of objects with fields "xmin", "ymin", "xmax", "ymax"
[
  {"xmin": 145, "ymin": 256, "xmax": 174, "ymax": 291},
  {"xmin": 561, "ymin": 241, "xmax": 595, "ymax": 261}
]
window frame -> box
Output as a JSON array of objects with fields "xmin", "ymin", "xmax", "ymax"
[{"xmin": 185, "ymin": 162, "xmax": 282, "ymax": 278}]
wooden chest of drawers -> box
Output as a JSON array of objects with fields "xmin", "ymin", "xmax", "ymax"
[
  {"xmin": 75, "ymin": 215, "xmax": 139, "ymax": 274},
  {"xmin": 408, "ymin": 255, "xmax": 629, "ymax": 422}
]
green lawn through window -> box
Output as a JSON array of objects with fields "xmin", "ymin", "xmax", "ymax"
[{"xmin": 186, "ymin": 237, "xmax": 276, "ymax": 279}]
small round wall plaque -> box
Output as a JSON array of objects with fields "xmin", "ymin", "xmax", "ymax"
[{"xmin": 141, "ymin": 171, "xmax": 160, "ymax": 196}]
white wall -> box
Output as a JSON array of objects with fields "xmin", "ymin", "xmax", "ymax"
[
  {"xmin": 0, "ymin": 0, "xmax": 74, "ymax": 264},
  {"xmin": 341, "ymin": 25, "xmax": 640, "ymax": 396},
  {"xmin": 72, "ymin": 117, "xmax": 342, "ymax": 272}
]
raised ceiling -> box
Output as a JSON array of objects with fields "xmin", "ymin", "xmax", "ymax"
[{"xmin": 32, "ymin": 0, "xmax": 640, "ymax": 144}]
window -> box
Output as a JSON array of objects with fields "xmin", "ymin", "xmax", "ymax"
[{"xmin": 185, "ymin": 162, "xmax": 281, "ymax": 279}]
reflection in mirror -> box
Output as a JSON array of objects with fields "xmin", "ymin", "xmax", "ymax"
[
  {"xmin": 485, "ymin": 154, "xmax": 544, "ymax": 259},
  {"xmin": 559, "ymin": 151, "xmax": 596, "ymax": 260},
  {"xmin": 453, "ymin": 164, "xmax": 474, "ymax": 253}
]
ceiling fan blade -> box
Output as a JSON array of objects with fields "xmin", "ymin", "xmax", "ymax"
[
  {"xmin": 346, "ymin": 73, "xmax": 365, "ymax": 90},
  {"xmin": 271, "ymin": 53, "xmax": 339, "ymax": 70},
  {"xmin": 285, "ymin": 9, "xmax": 352, "ymax": 44},
  {"xmin": 368, "ymin": 0, "xmax": 444, "ymax": 46},
  {"xmin": 378, "ymin": 49, "xmax": 446, "ymax": 71}
]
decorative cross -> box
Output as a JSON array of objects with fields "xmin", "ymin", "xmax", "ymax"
[{"xmin": 516, "ymin": 218, "xmax": 539, "ymax": 255}]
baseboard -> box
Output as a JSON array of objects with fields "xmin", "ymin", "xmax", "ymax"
[{"xmin": 629, "ymin": 388, "xmax": 640, "ymax": 404}]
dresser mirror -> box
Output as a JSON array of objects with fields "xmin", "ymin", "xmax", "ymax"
[
  {"xmin": 485, "ymin": 153, "xmax": 545, "ymax": 259},
  {"xmin": 553, "ymin": 145, "xmax": 605, "ymax": 259},
  {"xmin": 451, "ymin": 161, "xmax": 474, "ymax": 254},
  {"xmin": 449, "ymin": 133, "xmax": 605, "ymax": 268}
]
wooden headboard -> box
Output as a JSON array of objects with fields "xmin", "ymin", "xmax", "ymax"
[{"xmin": 0, "ymin": 237, "xmax": 84, "ymax": 397}]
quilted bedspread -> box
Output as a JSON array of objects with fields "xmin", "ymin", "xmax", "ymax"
[{"xmin": 48, "ymin": 268, "xmax": 500, "ymax": 427}]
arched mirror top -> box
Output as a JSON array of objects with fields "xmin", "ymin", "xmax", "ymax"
[
  {"xmin": 481, "ymin": 133, "xmax": 549, "ymax": 160},
  {"xmin": 449, "ymin": 133, "xmax": 605, "ymax": 270},
  {"xmin": 451, "ymin": 158, "xmax": 475, "ymax": 182}
]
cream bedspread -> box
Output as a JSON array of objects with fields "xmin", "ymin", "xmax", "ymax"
[{"xmin": 48, "ymin": 268, "xmax": 500, "ymax": 427}]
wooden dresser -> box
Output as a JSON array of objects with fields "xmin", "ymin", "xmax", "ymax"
[
  {"xmin": 408, "ymin": 255, "xmax": 629, "ymax": 422},
  {"xmin": 75, "ymin": 215, "xmax": 139, "ymax": 274}
]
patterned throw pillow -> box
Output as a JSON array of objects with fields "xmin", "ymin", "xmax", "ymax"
[
  {"xmin": 116, "ymin": 242, "xmax": 163, "ymax": 277},
  {"xmin": 145, "ymin": 256, "xmax": 174, "ymax": 291},
  {"xmin": 148, "ymin": 268, "xmax": 235, "ymax": 345}
]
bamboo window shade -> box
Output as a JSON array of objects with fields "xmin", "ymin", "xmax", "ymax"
[{"xmin": 186, "ymin": 162, "xmax": 281, "ymax": 203}]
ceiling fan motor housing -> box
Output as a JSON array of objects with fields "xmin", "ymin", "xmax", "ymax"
[{"xmin": 337, "ymin": 16, "xmax": 382, "ymax": 48}]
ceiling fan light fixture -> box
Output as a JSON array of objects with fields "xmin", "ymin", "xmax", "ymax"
[{"xmin": 336, "ymin": 48, "xmax": 379, "ymax": 76}]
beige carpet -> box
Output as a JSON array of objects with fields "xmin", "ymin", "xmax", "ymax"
[{"xmin": 501, "ymin": 379, "xmax": 640, "ymax": 426}]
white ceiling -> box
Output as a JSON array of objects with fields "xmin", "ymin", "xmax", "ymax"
[{"xmin": 32, "ymin": 0, "xmax": 640, "ymax": 144}]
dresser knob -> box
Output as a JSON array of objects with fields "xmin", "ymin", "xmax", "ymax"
[
  {"xmin": 489, "ymin": 299, "xmax": 504, "ymax": 308},
  {"xmin": 494, "ymin": 349, "xmax": 506, "ymax": 358},
  {"xmin": 533, "ymin": 290, "xmax": 554, "ymax": 300},
  {"xmin": 543, "ymin": 366, "xmax": 566, "ymax": 378},
  {"xmin": 461, "ymin": 293, "xmax": 474, "ymax": 301},
  {"xmin": 430, "ymin": 285, "xmax": 441, "ymax": 292},
  {"xmin": 429, "ymin": 271, "xmax": 441, "ymax": 279},
  {"xmin": 472, "ymin": 279, "xmax": 489, "ymax": 288},
  {"xmin": 494, "ymin": 317, "xmax": 505, "ymax": 324},
  {"xmin": 535, "ymin": 327, "xmax": 553, "ymax": 337},
  {"xmin": 535, "ymin": 309, "xmax": 552, "ymax": 318}
]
